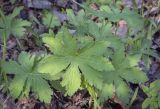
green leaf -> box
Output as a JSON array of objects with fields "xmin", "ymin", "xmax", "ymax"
[
  {"xmin": 50, "ymin": 80, "xmax": 65, "ymax": 94},
  {"xmin": 150, "ymin": 80, "xmax": 160, "ymax": 92},
  {"xmin": 88, "ymin": 21, "xmax": 100, "ymax": 37},
  {"xmin": 142, "ymin": 98, "xmax": 150, "ymax": 109},
  {"xmin": 38, "ymin": 56, "xmax": 70, "ymax": 75},
  {"xmin": 9, "ymin": 74, "xmax": 27, "ymax": 98},
  {"xmin": 61, "ymin": 64, "xmax": 81, "ymax": 96},
  {"xmin": 31, "ymin": 76, "xmax": 52, "ymax": 103},
  {"xmin": 67, "ymin": 9, "xmax": 86, "ymax": 26},
  {"xmin": 11, "ymin": 19, "xmax": 31, "ymax": 37},
  {"xmin": 105, "ymin": 36, "xmax": 124, "ymax": 50},
  {"xmin": 42, "ymin": 34, "xmax": 55, "ymax": 52},
  {"xmin": 99, "ymin": 84, "xmax": 114, "ymax": 102},
  {"xmin": 79, "ymin": 41, "xmax": 110, "ymax": 56},
  {"xmin": 2, "ymin": 52, "xmax": 52, "ymax": 103},
  {"xmin": 18, "ymin": 52, "xmax": 35, "ymax": 71},
  {"xmin": 126, "ymin": 54, "xmax": 141, "ymax": 67},
  {"xmin": 121, "ymin": 68, "xmax": 148, "ymax": 83},
  {"xmin": 82, "ymin": 57, "xmax": 114, "ymax": 71},
  {"xmin": 39, "ymin": 29, "xmax": 113, "ymax": 95},
  {"xmin": 42, "ymin": 28, "xmax": 77, "ymax": 55},
  {"xmin": 10, "ymin": 6, "xmax": 23, "ymax": 18},
  {"xmin": 116, "ymin": 81, "xmax": 130, "ymax": 103},
  {"xmin": 112, "ymin": 48, "xmax": 126, "ymax": 69},
  {"xmin": 42, "ymin": 11, "xmax": 60, "ymax": 28},
  {"xmin": 66, "ymin": 8, "xmax": 114, "ymax": 39},
  {"xmin": 88, "ymin": 21, "xmax": 113, "ymax": 40},
  {"xmin": 66, "ymin": 9, "xmax": 78, "ymax": 26},
  {"xmin": 142, "ymin": 80, "xmax": 160, "ymax": 109},
  {"xmin": 79, "ymin": 64, "xmax": 103, "ymax": 90},
  {"xmin": 121, "ymin": 8, "xmax": 144, "ymax": 30},
  {"xmin": 59, "ymin": 28, "xmax": 78, "ymax": 54},
  {"xmin": 66, "ymin": 9, "xmax": 89, "ymax": 35},
  {"xmin": 0, "ymin": 7, "xmax": 31, "ymax": 39},
  {"xmin": 9, "ymin": 0, "xmax": 16, "ymax": 4},
  {"xmin": 89, "ymin": 6, "xmax": 144, "ymax": 30},
  {"xmin": 100, "ymin": 23, "xmax": 113, "ymax": 38},
  {"xmin": 2, "ymin": 61, "xmax": 23, "ymax": 74},
  {"xmin": 101, "ymin": 49, "xmax": 148, "ymax": 104}
]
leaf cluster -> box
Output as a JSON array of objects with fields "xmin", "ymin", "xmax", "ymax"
[
  {"xmin": 2, "ymin": 52, "xmax": 52, "ymax": 103},
  {"xmin": 142, "ymin": 80, "xmax": 160, "ymax": 109},
  {"xmin": 0, "ymin": 7, "xmax": 31, "ymax": 39}
]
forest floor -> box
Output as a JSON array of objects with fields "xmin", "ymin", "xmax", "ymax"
[{"xmin": 0, "ymin": 0, "xmax": 160, "ymax": 109}]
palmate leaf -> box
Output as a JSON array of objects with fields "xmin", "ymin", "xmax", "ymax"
[
  {"xmin": 67, "ymin": 9, "xmax": 114, "ymax": 38},
  {"xmin": 66, "ymin": 8, "xmax": 114, "ymax": 39},
  {"xmin": 42, "ymin": 11, "xmax": 60, "ymax": 28},
  {"xmin": 87, "ymin": 6, "xmax": 144, "ymax": 30},
  {"xmin": 67, "ymin": 9, "xmax": 87, "ymax": 27},
  {"xmin": 0, "ymin": 7, "xmax": 31, "ymax": 39},
  {"xmin": 99, "ymin": 84, "xmax": 114, "ymax": 102},
  {"xmin": 11, "ymin": 19, "xmax": 31, "ymax": 37},
  {"xmin": 99, "ymin": 49, "xmax": 148, "ymax": 103},
  {"xmin": 61, "ymin": 64, "xmax": 81, "ymax": 95},
  {"xmin": 38, "ymin": 28, "xmax": 114, "ymax": 96},
  {"xmin": 66, "ymin": 9, "xmax": 89, "ymax": 35},
  {"xmin": 2, "ymin": 52, "xmax": 52, "ymax": 103},
  {"xmin": 88, "ymin": 21, "xmax": 113, "ymax": 39}
]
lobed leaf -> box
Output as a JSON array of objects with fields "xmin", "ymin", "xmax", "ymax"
[
  {"xmin": 61, "ymin": 64, "xmax": 81, "ymax": 96},
  {"xmin": 39, "ymin": 29, "xmax": 113, "ymax": 95},
  {"xmin": 42, "ymin": 12, "xmax": 60, "ymax": 28},
  {"xmin": 2, "ymin": 52, "xmax": 52, "ymax": 103}
]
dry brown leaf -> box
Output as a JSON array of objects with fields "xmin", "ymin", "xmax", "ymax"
[{"xmin": 116, "ymin": 20, "xmax": 128, "ymax": 38}]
